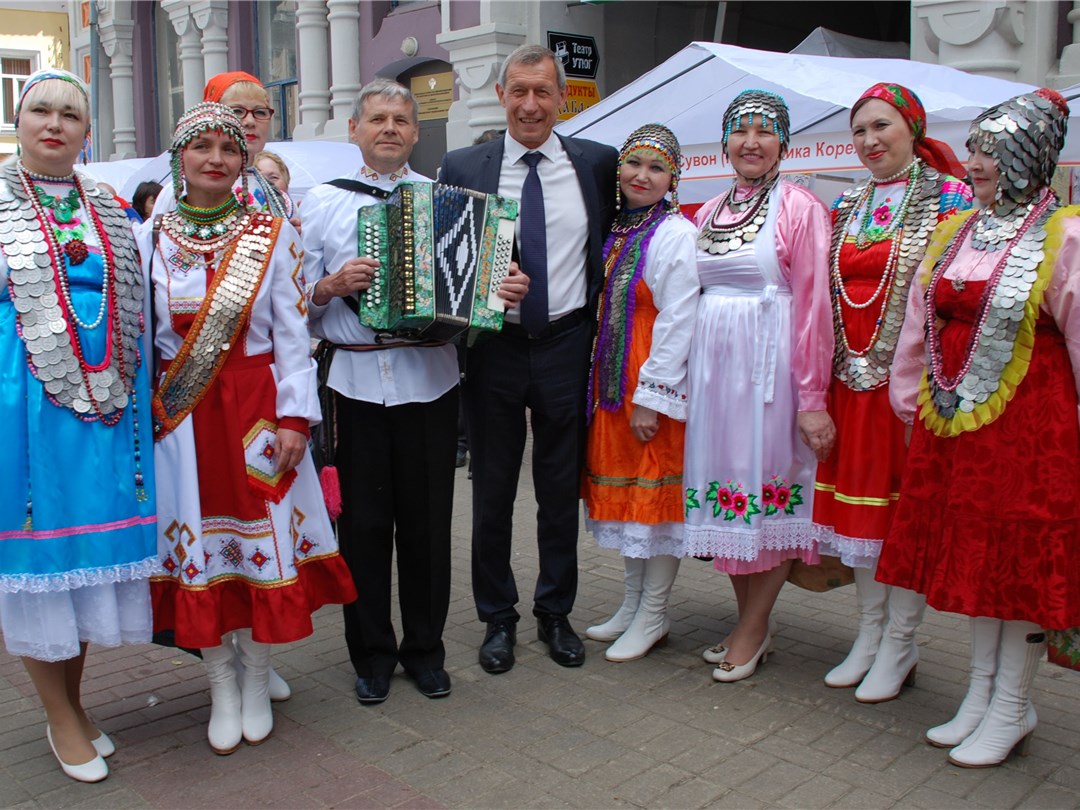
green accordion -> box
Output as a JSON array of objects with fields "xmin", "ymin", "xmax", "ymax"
[{"xmin": 356, "ymin": 181, "xmax": 518, "ymax": 341}]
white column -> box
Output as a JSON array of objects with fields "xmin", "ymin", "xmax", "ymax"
[
  {"xmin": 192, "ymin": 0, "xmax": 231, "ymax": 81},
  {"xmin": 1051, "ymin": 2, "xmax": 1080, "ymax": 87},
  {"xmin": 323, "ymin": 0, "xmax": 362, "ymax": 141},
  {"xmin": 163, "ymin": 0, "xmax": 205, "ymax": 110},
  {"xmin": 912, "ymin": 0, "xmax": 1058, "ymax": 85},
  {"xmin": 99, "ymin": 21, "xmax": 137, "ymax": 159},
  {"xmin": 294, "ymin": 0, "xmax": 331, "ymax": 139},
  {"xmin": 436, "ymin": 14, "xmax": 526, "ymax": 150}
]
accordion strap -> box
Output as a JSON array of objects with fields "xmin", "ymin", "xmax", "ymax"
[{"xmin": 326, "ymin": 178, "xmax": 392, "ymax": 199}]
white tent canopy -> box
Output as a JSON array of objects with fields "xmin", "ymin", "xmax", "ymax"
[
  {"xmin": 790, "ymin": 27, "xmax": 909, "ymax": 60},
  {"xmin": 558, "ymin": 42, "xmax": 1044, "ymax": 204}
]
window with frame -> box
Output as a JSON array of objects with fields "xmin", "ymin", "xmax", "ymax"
[
  {"xmin": 1, "ymin": 54, "xmax": 35, "ymax": 131},
  {"xmin": 256, "ymin": 0, "xmax": 297, "ymax": 141}
]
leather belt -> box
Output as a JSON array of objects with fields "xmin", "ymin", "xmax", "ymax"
[{"xmin": 500, "ymin": 307, "xmax": 589, "ymax": 341}]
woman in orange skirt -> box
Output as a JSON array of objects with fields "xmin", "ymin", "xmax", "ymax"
[{"xmin": 582, "ymin": 124, "xmax": 699, "ymax": 662}]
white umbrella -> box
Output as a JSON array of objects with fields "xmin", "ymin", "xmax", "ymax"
[{"xmin": 91, "ymin": 140, "xmax": 364, "ymax": 203}]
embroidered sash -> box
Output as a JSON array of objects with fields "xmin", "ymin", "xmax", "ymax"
[{"xmin": 152, "ymin": 213, "xmax": 281, "ymax": 440}]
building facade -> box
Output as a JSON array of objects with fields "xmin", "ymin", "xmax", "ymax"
[
  {"xmin": 0, "ymin": 1, "xmax": 69, "ymax": 159},
  {"xmin": 9, "ymin": 1, "xmax": 1078, "ymax": 171}
]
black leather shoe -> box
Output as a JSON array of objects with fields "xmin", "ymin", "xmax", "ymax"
[
  {"xmin": 354, "ymin": 674, "xmax": 390, "ymax": 704},
  {"xmin": 406, "ymin": 667, "xmax": 452, "ymax": 699},
  {"xmin": 479, "ymin": 621, "xmax": 516, "ymax": 674},
  {"xmin": 537, "ymin": 615, "xmax": 585, "ymax": 667},
  {"xmin": 455, "ymin": 447, "xmax": 468, "ymax": 468}
]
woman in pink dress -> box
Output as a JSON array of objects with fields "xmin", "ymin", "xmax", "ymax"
[{"xmin": 683, "ymin": 90, "xmax": 835, "ymax": 683}]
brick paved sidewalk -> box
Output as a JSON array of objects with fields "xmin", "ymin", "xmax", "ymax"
[{"xmin": 4, "ymin": 465, "xmax": 1080, "ymax": 809}]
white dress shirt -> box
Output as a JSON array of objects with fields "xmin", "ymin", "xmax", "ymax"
[
  {"xmin": 302, "ymin": 164, "xmax": 458, "ymax": 406},
  {"xmin": 499, "ymin": 132, "xmax": 589, "ymax": 323}
]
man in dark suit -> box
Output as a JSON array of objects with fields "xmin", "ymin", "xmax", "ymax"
[{"xmin": 439, "ymin": 44, "xmax": 618, "ymax": 674}]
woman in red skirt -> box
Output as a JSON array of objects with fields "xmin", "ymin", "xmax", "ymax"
[
  {"xmin": 813, "ymin": 83, "xmax": 971, "ymax": 702},
  {"xmin": 141, "ymin": 103, "xmax": 355, "ymax": 755},
  {"xmin": 879, "ymin": 88, "xmax": 1080, "ymax": 767}
]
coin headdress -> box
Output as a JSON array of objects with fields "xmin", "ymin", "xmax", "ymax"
[
  {"xmin": 616, "ymin": 123, "xmax": 682, "ymax": 210},
  {"xmin": 169, "ymin": 101, "xmax": 249, "ymax": 205},
  {"xmin": 722, "ymin": 90, "xmax": 790, "ymax": 157},
  {"xmin": 967, "ymin": 88, "xmax": 1069, "ymax": 210}
]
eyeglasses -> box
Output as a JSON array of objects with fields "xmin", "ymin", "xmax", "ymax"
[{"xmin": 230, "ymin": 106, "xmax": 275, "ymax": 121}]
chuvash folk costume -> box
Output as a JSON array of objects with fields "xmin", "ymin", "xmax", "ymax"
[
  {"xmin": 141, "ymin": 102, "xmax": 354, "ymax": 755},
  {"xmin": 878, "ymin": 88, "xmax": 1080, "ymax": 768}
]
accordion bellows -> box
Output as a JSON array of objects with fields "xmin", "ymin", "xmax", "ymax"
[{"xmin": 357, "ymin": 182, "xmax": 518, "ymax": 341}]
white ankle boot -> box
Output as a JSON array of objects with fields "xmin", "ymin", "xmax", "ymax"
[
  {"xmin": 948, "ymin": 621, "xmax": 1044, "ymax": 768},
  {"xmin": 605, "ymin": 556, "xmax": 680, "ymax": 662},
  {"xmin": 855, "ymin": 586, "xmax": 926, "ymax": 703},
  {"xmin": 202, "ymin": 634, "xmax": 242, "ymax": 755},
  {"xmin": 234, "ymin": 629, "xmax": 273, "ymax": 745},
  {"xmin": 825, "ymin": 565, "xmax": 888, "ymax": 688},
  {"xmin": 926, "ymin": 617, "xmax": 1002, "ymax": 747},
  {"xmin": 587, "ymin": 557, "xmax": 646, "ymax": 641}
]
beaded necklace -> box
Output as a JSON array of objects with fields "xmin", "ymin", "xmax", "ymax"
[
  {"xmin": 18, "ymin": 162, "xmax": 110, "ymax": 332},
  {"xmin": 35, "ymin": 185, "xmax": 80, "ymax": 224},
  {"xmin": 925, "ymin": 192, "xmax": 1055, "ymax": 415},
  {"xmin": 166, "ymin": 193, "xmax": 250, "ymax": 253},
  {"xmin": 611, "ymin": 202, "xmax": 660, "ymax": 234},
  {"xmin": 696, "ymin": 172, "xmax": 778, "ymax": 255},
  {"xmin": 853, "ymin": 160, "xmax": 918, "ymax": 249},
  {"xmin": 828, "ymin": 161, "xmax": 942, "ymax": 391},
  {"xmin": 833, "ymin": 161, "xmax": 921, "ymax": 337}
]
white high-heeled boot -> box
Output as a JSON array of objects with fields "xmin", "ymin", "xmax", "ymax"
[
  {"xmin": 202, "ymin": 634, "xmax": 242, "ymax": 755},
  {"xmin": 855, "ymin": 586, "xmax": 926, "ymax": 703},
  {"xmin": 234, "ymin": 629, "xmax": 273, "ymax": 745},
  {"xmin": 605, "ymin": 556, "xmax": 680, "ymax": 662},
  {"xmin": 926, "ymin": 617, "xmax": 1002, "ymax": 747},
  {"xmin": 587, "ymin": 557, "xmax": 646, "ymax": 641},
  {"xmin": 825, "ymin": 565, "xmax": 888, "ymax": 688},
  {"xmin": 948, "ymin": 621, "xmax": 1044, "ymax": 768}
]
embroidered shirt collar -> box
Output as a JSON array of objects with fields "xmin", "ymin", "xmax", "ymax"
[
  {"xmin": 504, "ymin": 131, "xmax": 562, "ymax": 166},
  {"xmin": 358, "ymin": 163, "xmax": 411, "ymax": 188}
]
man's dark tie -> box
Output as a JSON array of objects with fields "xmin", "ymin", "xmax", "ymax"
[{"xmin": 518, "ymin": 151, "xmax": 548, "ymax": 336}]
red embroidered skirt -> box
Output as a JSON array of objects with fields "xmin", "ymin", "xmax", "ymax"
[
  {"xmin": 152, "ymin": 351, "xmax": 356, "ymax": 648},
  {"xmin": 877, "ymin": 280, "xmax": 1080, "ymax": 628}
]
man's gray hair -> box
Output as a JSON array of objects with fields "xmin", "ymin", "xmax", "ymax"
[
  {"xmin": 351, "ymin": 78, "xmax": 419, "ymax": 124},
  {"xmin": 497, "ymin": 44, "xmax": 566, "ymax": 92}
]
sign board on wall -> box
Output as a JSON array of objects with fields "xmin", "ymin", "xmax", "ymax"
[
  {"xmin": 410, "ymin": 72, "xmax": 453, "ymax": 121},
  {"xmin": 547, "ymin": 31, "xmax": 598, "ymax": 79},
  {"xmin": 557, "ymin": 79, "xmax": 601, "ymax": 121}
]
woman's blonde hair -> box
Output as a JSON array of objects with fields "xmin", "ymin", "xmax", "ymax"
[{"xmin": 253, "ymin": 150, "xmax": 290, "ymax": 188}]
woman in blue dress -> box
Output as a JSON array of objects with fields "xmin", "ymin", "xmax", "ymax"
[{"xmin": 0, "ymin": 69, "xmax": 156, "ymax": 783}]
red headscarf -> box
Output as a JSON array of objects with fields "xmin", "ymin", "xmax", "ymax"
[
  {"xmin": 851, "ymin": 83, "xmax": 966, "ymax": 178},
  {"xmin": 203, "ymin": 71, "xmax": 263, "ymax": 103}
]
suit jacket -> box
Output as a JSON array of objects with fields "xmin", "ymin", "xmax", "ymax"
[{"xmin": 439, "ymin": 133, "xmax": 618, "ymax": 318}]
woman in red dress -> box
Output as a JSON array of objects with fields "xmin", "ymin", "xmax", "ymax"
[
  {"xmin": 879, "ymin": 88, "xmax": 1080, "ymax": 767},
  {"xmin": 812, "ymin": 84, "xmax": 971, "ymax": 702},
  {"xmin": 143, "ymin": 103, "xmax": 355, "ymax": 755}
]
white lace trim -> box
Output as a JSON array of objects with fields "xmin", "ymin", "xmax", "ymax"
[
  {"xmin": 812, "ymin": 525, "xmax": 881, "ymax": 569},
  {"xmin": 0, "ymin": 557, "xmax": 157, "ymax": 594},
  {"xmin": 632, "ymin": 385, "xmax": 688, "ymax": 421},
  {"xmin": 586, "ymin": 518, "xmax": 685, "ymax": 559},
  {"xmin": 681, "ymin": 520, "xmax": 816, "ymax": 560}
]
